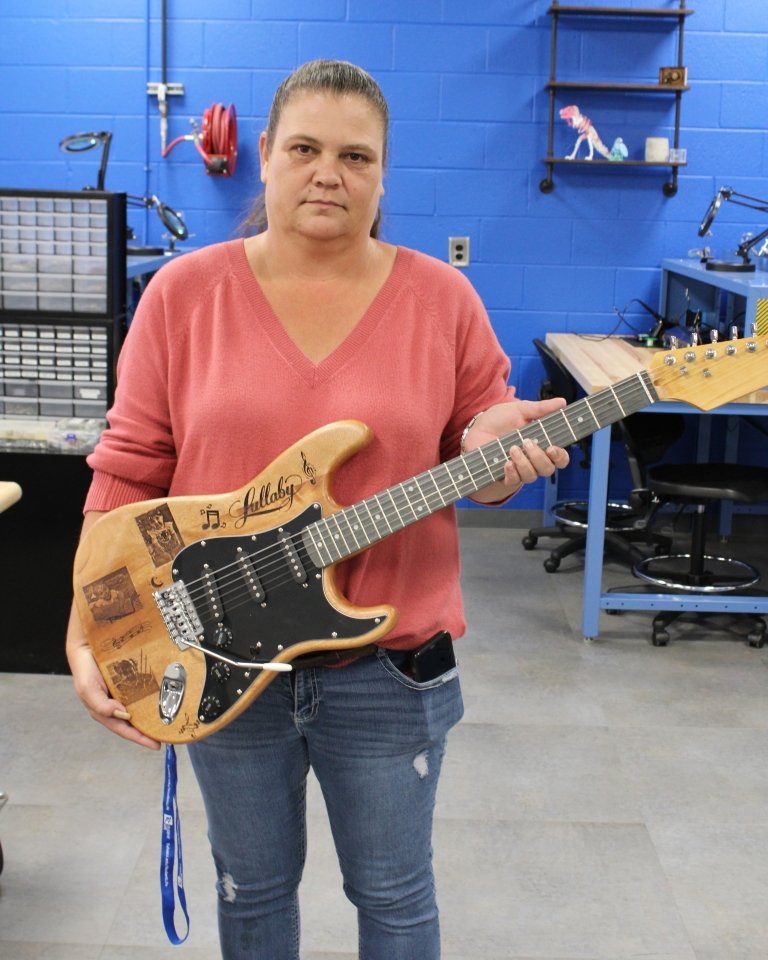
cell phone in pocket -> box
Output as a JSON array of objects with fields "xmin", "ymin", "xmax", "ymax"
[{"xmin": 411, "ymin": 630, "xmax": 456, "ymax": 682}]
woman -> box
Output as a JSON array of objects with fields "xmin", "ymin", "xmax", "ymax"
[{"xmin": 67, "ymin": 60, "xmax": 569, "ymax": 960}]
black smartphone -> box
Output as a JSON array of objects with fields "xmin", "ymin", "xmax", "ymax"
[{"xmin": 411, "ymin": 631, "xmax": 456, "ymax": 682}]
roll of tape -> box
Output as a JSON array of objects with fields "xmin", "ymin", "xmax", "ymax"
[{"xmin": 645, "ymin": 137, "xmax": 670, "ymax": 162}]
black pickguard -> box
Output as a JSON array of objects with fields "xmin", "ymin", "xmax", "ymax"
[{"xmin": 171, "ymin": 505, "xmax": 384, "ymax": 723}]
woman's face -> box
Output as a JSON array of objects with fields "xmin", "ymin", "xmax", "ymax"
[{"xmin": 259, "ymin": 91, "xmax": 386, "ymax": 244}]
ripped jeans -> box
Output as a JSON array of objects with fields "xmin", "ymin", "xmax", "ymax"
[{"xmin": 187, "ymin": 646, "xmax": 464, "ymax": 960}]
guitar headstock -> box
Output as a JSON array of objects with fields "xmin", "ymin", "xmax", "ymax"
[{"xmin": 648, "ymin": 336, "xmax": 768, "ymax": 409}]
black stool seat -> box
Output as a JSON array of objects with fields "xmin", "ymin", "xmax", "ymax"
[{"xmin": 647, "ymin": 463, "xmax": 768, "ymax": 503}]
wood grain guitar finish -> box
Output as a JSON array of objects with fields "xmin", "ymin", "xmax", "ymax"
[{"xmin": 73, "ymin": 336, "xmax": 768, "ymax": 742}]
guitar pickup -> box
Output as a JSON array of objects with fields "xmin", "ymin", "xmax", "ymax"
[
  {"xmin": 279, "ymin": 533, "xmax": 307, "ymax": 583},
  {"xmin": 202, "ymin": 567, "xmax": 223, "ymax": 620},
  {"xmin": 237, "ymin": 551, "xmax": 265, "ymax": 602}
]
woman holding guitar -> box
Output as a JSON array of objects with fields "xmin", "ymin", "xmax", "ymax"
[{"xmin": 66, "ymin": 60, "xmax": 569, "ymax": 960}]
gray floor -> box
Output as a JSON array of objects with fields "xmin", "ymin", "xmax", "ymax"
[{"xmin": 1, "ymin": 518, "xmax": 767, "ymax": 960}]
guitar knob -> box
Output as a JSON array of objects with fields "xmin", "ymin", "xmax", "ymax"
[
  {"xmin": 199, "ymin": 695, "xmax": 224, "ymax": 721},
  {"xmin": 210, "ymin": 661, "xmax": 231, "ymax": 684},
  {"xmin": 213, "ymin": 623, "xmax": 233, "ymax": 649}
]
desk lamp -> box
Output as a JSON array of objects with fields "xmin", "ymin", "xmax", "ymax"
[
  {"xmin": 698, "ymin": 186, "xmax": 768, "ymax": 272},
  {"xmin": 59, "ymin": 131, "xmax": 112, "ymax": 191},
  {"xmin": 58, "ymin": 131, "xmax": 188, "ymax": 254},
  {"xmin": 125, "ymin": 195, "xmax": 188, "ymax": 255}
]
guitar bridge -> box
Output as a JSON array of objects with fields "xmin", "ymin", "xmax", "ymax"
[{"xmin": 153, "ymin": 580, "xmax": 204, "ymax": 649}]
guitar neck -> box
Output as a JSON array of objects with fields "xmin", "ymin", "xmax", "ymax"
[{"xmin": 302, "ymin": 367, "xmax": 659, "ymax": 567}]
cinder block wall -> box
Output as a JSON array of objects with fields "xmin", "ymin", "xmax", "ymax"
[{"xmin": 1, "ymin": 0, "xmax": 766, "ymax": 508}]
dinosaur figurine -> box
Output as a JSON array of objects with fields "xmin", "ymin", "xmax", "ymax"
[{"xmin": 559, "ymin": 105, "xmax": 618, "ymax": 161}]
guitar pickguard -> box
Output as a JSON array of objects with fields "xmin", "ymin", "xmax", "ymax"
[{"xmin": 169, "ymin": 506, "xmax": 384, "ymax": 725}]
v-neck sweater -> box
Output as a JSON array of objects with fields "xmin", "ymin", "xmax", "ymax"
[{"xmin": 85, "ymin": 239, "xmax": 512, "ymax": 648}]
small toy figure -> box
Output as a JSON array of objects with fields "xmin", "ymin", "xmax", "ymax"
[
  {"xmin": 609, "ymin": 137, "xmax": 628, "ymax": 162},
  {"xmin": 559, "ymin": 104, "xmax": 613, "ymax": 160}
]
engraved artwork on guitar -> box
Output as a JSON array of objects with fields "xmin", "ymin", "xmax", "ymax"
[
  {"xmin": 72, "ymin": 337, "xmax": 768, "ymax": 744},
  {"xmin": 136, "ymin": 504, "xmax": 185, "ymax": 567},
  {"xmin": 83, "ymin": 567, "xmax": 142, "ymax": 624}
]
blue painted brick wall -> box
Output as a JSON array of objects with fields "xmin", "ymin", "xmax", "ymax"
[{"xmin": 1, "ymin": 0, "xmax": 766, "ymax": 511}]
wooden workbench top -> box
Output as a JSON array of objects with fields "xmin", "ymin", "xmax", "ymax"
[{"xmin": 545, "ymin": 332, "xmax": 768, "ymax": 403}]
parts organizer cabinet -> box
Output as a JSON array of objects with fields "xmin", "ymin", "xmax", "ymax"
[
  {"xmin": 0, "ymin": 189, "xmax": 127, "ymax": 672},
  {"xmin": 541, "ymin": 2, "xmax": 693, "ymax": 195}
]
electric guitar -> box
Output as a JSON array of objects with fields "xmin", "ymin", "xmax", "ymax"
[{"xmin": 73, "ymin": 336, "xmax": 768, "ymax": 743}]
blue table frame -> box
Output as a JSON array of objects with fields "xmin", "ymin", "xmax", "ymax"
[{"xmin": 581, "ymin": 400, "xmax": 768, "ymax": 641}]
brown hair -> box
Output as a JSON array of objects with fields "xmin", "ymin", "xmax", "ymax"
[{"xmin": 241, "ymin": 59, "xmax": 389, "ymax": 238}]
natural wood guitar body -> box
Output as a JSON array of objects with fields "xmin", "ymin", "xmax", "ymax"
[{"xmin": 73, "ymin": 420, "xmax": 395, "ymax": 743}]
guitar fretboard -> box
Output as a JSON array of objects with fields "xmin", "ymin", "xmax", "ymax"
[{"xmin": 301, "ymin": 368, "xmax": 658, "ymax": 567}]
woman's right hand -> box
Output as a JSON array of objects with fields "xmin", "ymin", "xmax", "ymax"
[{"xmin": 67, "ymin": 512, "xmax": 161, "ymax": 751}]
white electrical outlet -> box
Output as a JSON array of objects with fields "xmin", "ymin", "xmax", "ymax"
[{"xmin": 449, "ymin": 236, "xmax": 470, "ymax": 267}]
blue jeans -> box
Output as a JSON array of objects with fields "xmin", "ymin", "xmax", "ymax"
[{"xmin": 187, "ymin": 647, "xmax": 464, "ymax": 960}]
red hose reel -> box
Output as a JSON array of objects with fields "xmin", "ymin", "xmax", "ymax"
[{"xmin": 162, "ymin": 102, "xmax": 237, "ymax": 177}]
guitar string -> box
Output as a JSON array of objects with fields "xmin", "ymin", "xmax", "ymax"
[
  {"xmin": 175, "ymin": 340, "xmax": 764, "ymax": 619},
  {"xmin": 176, "ymin": 376, "xmax": 655, "ymax": 616},
  {"xmin": 174, "ymin": 376, "xmax": 649, "ymax": 611},
  {"xmin": 171, "ymin": 375, "xmax": 656, "ymax": 629},
  {"xmin": 141, "ymin": 344, "xmax": 762, "ymax": 656}
]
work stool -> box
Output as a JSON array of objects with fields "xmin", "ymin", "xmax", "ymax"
[
  {"xmin": 632, "ymin": 463, "xmax": 768, "ymax": 647},
  {"xmin": 523, "ymin": 498, "xmax": 664, "ymax": 573},
  {"xmin": 521, "ymin": 338, "xmax": 678, "ymax": 574}
]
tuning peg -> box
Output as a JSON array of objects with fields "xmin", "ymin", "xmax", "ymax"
[
  {"xmin": 709, "ymin": 329, "xmax": 719, "ymax": 343},
  {"xmin": 730, "ymin": 324, "xmax": 739, "ymax": 340},
  {"xmin": 690, "ymin": 329, "xmax": 699, "ymax": 346}
]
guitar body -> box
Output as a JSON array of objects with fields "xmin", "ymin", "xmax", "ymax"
[{"xmin": 73, "ymin": 420, "xmax": 396, "ymax": 743}]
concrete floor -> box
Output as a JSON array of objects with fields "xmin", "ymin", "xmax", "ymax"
[{"xmin": 1, "ymin": 520, "xmax": 767, "ymax": 959}]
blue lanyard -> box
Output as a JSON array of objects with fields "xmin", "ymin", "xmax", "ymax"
[{"xmin": 161, "ymin": 743, "xmax": 190, "ymax": 944}]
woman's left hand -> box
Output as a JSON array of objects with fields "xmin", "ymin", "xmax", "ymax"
[{"xmin": 463, "ymin": 397, "xmax": 571, "ymax": 502}]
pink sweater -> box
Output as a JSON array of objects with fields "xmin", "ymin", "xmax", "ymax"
[{"xmin": 86, "ymin": 240, "xmax": 511, "ymax": 648}]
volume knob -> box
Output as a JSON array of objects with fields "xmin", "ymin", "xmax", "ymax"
[
  {"xmin": 210, "ymin": 661, "xmax": 231, "ymax": 684},
  {"xmin": 199, "ymin": 695, "xmax": 223, "ymax": 721},
  {"xmin": 213, "ymin": 623, "xmax": 233, "ymax": 649}
]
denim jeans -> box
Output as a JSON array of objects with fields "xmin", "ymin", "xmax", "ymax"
[{"xmin": 187, "ymin": 646, "xmax": 464, "ymax": 960}]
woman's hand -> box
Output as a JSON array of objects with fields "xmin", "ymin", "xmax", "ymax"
[
  {"xmin": 67, "ymin": 512, "xmax": 161, "ymax": 750},
  {"xmin": 462, "ymin": 397, "xmax": 571, "ymax": 504}
]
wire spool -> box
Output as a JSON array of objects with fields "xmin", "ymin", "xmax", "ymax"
[
  {"xmin": 161, "ymin": 102, "xmax": 237, "ymax": 176},
  {"xmin": 201, "ymin": 103, "xmax": 237, "ymax": 176}
]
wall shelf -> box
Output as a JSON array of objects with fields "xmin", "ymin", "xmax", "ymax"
[
  {"xmin": 541, "ymin": 1, "xmax": 693, "ymax": 196},
  {"xmin": 548, "ymin": 81, "xmax": 690, "ymax": 93},
  {"xmin": 548, "ymin": 5, "xmax": 694, "ymax": 16}
]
